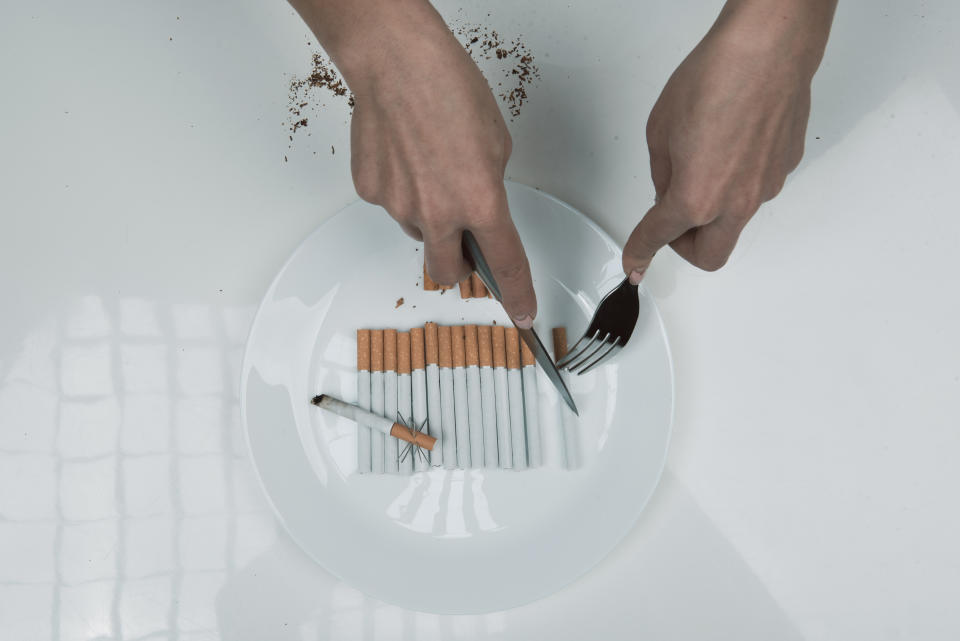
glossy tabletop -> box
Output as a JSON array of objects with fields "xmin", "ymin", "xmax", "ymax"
[{"xmin": 2, "ymin": 0, "xmax": 959, "ymax": 639}]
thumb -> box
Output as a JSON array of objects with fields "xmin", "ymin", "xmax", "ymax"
[{"xmin": 622, "ymin": 198, "xmax": 691, "ymax": 284}]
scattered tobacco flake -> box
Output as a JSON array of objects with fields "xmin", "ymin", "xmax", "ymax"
[{"xmin": 395, "ymin": 297, "xmax": 404, "ymax": 308}]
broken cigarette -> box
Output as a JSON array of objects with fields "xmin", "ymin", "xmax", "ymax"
[
  {"xmin": 383, "ymin": 329, "xmax": 399, "ymax": 474},
  {"xmin": 423, "ymin": 263, "xmax": 439, "ymax": 291},
  {"xmin": 552, "ymin": 327, "xmax": 579, "ymax": 470},
  {"xmin": 452, "ymin": 326, "xmax": 471, "ymax": 467},
  {"xmin": 425, "ymin": 322, "xmax": 443, "ymax": 467},
  {"xmin": 370, "ymin": 329, "xmax": 385, "ymax": 474},
  {"xmin": 356, "ymin": 329, "xmax": 372, "ymax": 474},
  {"xmin": 312, "ymin": 395, "xmax": 436, "ymax": 451},
  {"xmin": 458, "ymin": 276, "xmax": 473, "ymax": 299},
  {"xmin": 438, "ymin": 325, "xmax": 457, "ymax": 468},
  {"xmin": 464, "ymin": 325, "xmax": 485, "ymax": 467},
  {"xmin": 470, "ymin": 272, "xmax": 488, "ymax": 298},
  {"xmin": 477, "ymin": 325, "xmax": 499, "ymax": 467},
  {"xmin": 505, "ymin": 327, "xmax": 528, "ymax": 470},
  {"xmin": 521, "ymin": 338, "xmax": 542, "ymax": 468},
  {"xmin": 410, "ymin": 327, "xmax": 429, "ymax": 472},
  {"xmin": 492, "ymin": 325, "xmax": 514, "ymax": 469},
  {"xmin": 397, "ymin": 331, "xmax": 414, "ymax": 474}
]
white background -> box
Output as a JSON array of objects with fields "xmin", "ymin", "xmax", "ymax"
[{"xmin": 2, "ymin": 0, "xmax": 958, "ymax": 639}]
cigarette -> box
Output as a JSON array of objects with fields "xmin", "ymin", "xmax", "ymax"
[
  {"xmin": 383, "ymin": 329, "xmax": 399, "ymax": 473},
  {"xmin": 492, "ymin": 325, "xmax": 514, "ymax": 468},
  {"xmin": 425, "ymin": 322, "xmax": 443, "ymax": 467},
  {"xmin": 438, "ymin": 325, "xmax": 457, "ymax": 468},
  {"xmin": 370, "ymin": 330, "xmax": 385, "ymax": 473},
  {"xmin": 312, "ymin": 395, "xmax": 436, "ymax": 451},
  {"xmin": 521, "ymin": 338, "xmax": 542, "ymax": 468},
  {"xmin": 464, "ymin": 325, "xmax": 485, "ymax": 467},
  {"xmin": 505, "ymin": 327, "xmax": 528, "ymax": 470},
  {"xmin": 423, "ymin": 263, "xmax": 439, "ymax": 291},
  {"xmin": 477, "ymin": 325, "xmax": 499, "ymax": 467},
  {"xmin": 552, "ymin": 327, "xmax": 580, "ymax": 470},
  {"xmin": 356, "ymin": 330, "xmax": 372, "ymax": 474},
  {"xmin": 452, "ymin": 326, "xmax": 471, "ymax": 467},
  {"xmin": 458, "ymin": 276, "xmax": 473, "ymax": 299},
  {"xmin": 470, "ymin": 272, "xmax": 488, "ymax": 298},
  {"xmin": 397, "ymin": 331, "xmax": 414, "ymax": 475},
  {"xmin": 410, "ymin": 327, "xmax": 430, "ymax": 472}
]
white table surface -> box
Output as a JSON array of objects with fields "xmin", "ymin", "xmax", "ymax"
[{"xmin": 2, "ymin": 0, "xmax": 958, "ymax": 639}]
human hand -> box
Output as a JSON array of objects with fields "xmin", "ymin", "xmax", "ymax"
[
  {"xmin": 623, "ymin": 0, "xmax": 836, "ymax": 282},
  {"xmin": 293, "ymin": 0, "xmax": 536, "ymax": 326}
]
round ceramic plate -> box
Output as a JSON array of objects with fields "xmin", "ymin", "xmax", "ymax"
[{"xmin": 241, "ymin": 181, "xmax": 673, "ymax": 614}]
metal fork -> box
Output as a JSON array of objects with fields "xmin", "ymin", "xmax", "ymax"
[{"xmin": 556, "ymin": 277, "xmax": 639, "ymax": 374}]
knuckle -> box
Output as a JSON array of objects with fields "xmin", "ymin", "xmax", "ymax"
[
  {"xmin": 673, "ymin": 189, "xmax": 716, "ymax": 226},
  {"xmin": 493, "ymin": 255, "xmax": 529, "ymax": 284},
  {"xmin": 694, "ymin": 251, "xmax": 729, "ymax": 272}
]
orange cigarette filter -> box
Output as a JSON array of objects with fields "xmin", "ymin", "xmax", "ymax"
[
  {"xmin": 357, "ymin": 329, "xmax": 371, "ymax": 371},
  {"xmin": 452, "ymin": 325, "xmax": 466, "ymax": 368},
  {"xmin": 464, "ymin": 325, "xmax": 479, "ymax": 367},
  {"xmin": 397, "ymin": 331, "xmax": 411, "ymax": 375},
  {"xmin": 492, "ymin": 325, "xmax": 507, "ymax": 368},
  {"xmin": 383, "ymin": 329, "xmax": 398, "ymax": 372},
  {"xmin": 458, "ymin": 277, "xmax": 473, "ymax": 299},
  {"xmin": 410, "ymin": 327, "xmax": 426, "ymax": 370},
  {"xmin": 552, "ymin": 327, "xmax": 568, "ymax": 361},
  {"xmin": 438, "ymin": 325, "xmax": 453, "ymax": 368},
  {"xmin": 424, "ymin": 322, "xmax": 439, "ymax": 365},
  {"xmin": 470, "ymin": 272, "xmax": 488, "ymax": 298},
  {"xmin": 390, "ymin": 423, "xmax": 437, "ymax": 450},
  {"xmin": 520, "ymin": 335, "xmax": 536, "ymax": 367},
  {"xmin": 477, "ymin": 325, "xmax": 493, "ymax": 367},
  {"xmin": 371, "ymin": 329, "xmax": 384, "ymax": 372},
  {"xmin": 423, "ymin": 263, "xmax": 439, "ymax": 291},
  {"xmin": 505, "ymin": 327, "xmax": 521, "ymax": 369}
]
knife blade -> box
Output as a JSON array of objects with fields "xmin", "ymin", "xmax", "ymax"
[{"xmin": 461, "ymin": 231, "xmax": 579, "ymax": 416}]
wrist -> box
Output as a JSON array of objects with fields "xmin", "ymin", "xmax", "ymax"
[{"xmin": 711, "ymin": 0, "xmax": 837, "ymax": 79}]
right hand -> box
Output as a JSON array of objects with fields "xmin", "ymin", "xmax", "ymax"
[{"xmin": 327, "ymin": 0, "xmax": 537, "ymax": 327}]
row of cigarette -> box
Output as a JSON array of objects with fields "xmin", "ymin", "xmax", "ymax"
[
  {"xmin": 355, "ymin": 323, "xmax": 562, "ymax": 473},
  {"xmin": 422, "ymin": 264, "xmax": 491, "ymax": 299}
]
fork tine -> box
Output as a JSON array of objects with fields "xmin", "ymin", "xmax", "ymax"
[
  {"xmin": 574, "ymin": 340, "xmax": 622, "ymax": 375},
  {"xmin": 558, "ymin": 332, "xmax": 592, "ymax": 367},
  {"xmin": 566, "ymin": 332, "xmax": 612, "ymax": 371},
  {"xmin": 557, "ymin": 329, "xmax": 600, "ymax": 368}
]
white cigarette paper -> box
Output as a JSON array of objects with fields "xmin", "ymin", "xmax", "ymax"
[
  {"xmin": 477, "ymin": 325, "xmax": 497, "ymax": 467},
  {"xmin": 425, "ymin": 323, "xmax": 443, "ymax": 467},
  {"xmin": 464, "ymin": 325, "xmax": 484, "ymax": 467},
  {"xmin": 398, "ymin": 372, "xmax": 413, "ymax": 474},
  {"xmin": 371, "ymin": 369, "xmax": 385, "ymax": 473},
  {"xmin": 438, "ymin": 325, "xmax": 457, "ymax": 468},
  {"xmin": 384, "ymin": 371, "xmax": 399, "ymax": 473},
  {"xmin": 492, "ymin": 326, "xmax": 513, "ymax": 469},
  {"xmin": 357, "ymin": 370, "xmax": 371, "ymax": 474},
  {"xmin": 522, "ymin": 365, "xmax": 541, "ymax": 468},
  {"xmin": 505, "ymin": 328, "xmax": 528, "ymax": 470},
  {"xmin": 452, "ymin": 326, "xmax": 471, "ymax": 468},
  {"xmin": 411, "ymin": 328, "xmax": 429, "ymax": 472}
]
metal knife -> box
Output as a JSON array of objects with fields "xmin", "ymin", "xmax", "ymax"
[{"xmin": 461, "ymin": 231, "xmax": 579, "ymax": 416}]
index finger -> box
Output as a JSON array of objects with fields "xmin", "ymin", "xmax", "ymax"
[{"xmin": 468, "ymin": 190, "xmax": 537, "ymax": 328}]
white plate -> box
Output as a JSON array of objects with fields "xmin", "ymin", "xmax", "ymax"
[{"xmin": 241, "ymin": 182, "xmax": 673, "ymax": 614}]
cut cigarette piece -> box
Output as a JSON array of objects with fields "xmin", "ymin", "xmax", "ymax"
[
  {"xmin": 506, "ymin": 327, "xmax": 528, "ymax": 470},
  {"xmin": 371, "ymin": 330, "xmax": 385, "ymax": 473},
  {"xmin": 464, "ymin": 325, "xmax": 484, "ymax": 467},
  {"xmin": 492, "ymin": 325, "xmax": 513, "ymax": 468},
  {"xmin": 410, "ymin": 328, "xmax": 429, "ymax": 471},
  {"xmin": 452, "ymin": 326, "xmax": 471, "ymax": 468},
  {"xmin": 477, "ymin": 325, "xmax": 498, "ymax": 467},
  {"xmin": 470, "ymin": 272, "xmax": 488, "ymax": 298},
  {"xmin": 458, "ymin": 276, "xmax": 473, "ymax": 299},
  {"xmin": 438, "ymin": 325, "xmax": 457, "ymax": 467},
  {"xmin": 423, "ymin": 263, "xmax": 439, "ymax": 291},
  {"xmin": 397, "ymin": 331, "xmax": 413, "ymax": 474},
  {"xmin": 552, "ymin": 326, "xmax": 579, "ymax": 470},
  {"xmin": 384, "ymin": 329, "xmax": 399, "ymax": 473},
  {"xmin": 356, "ymin": 330, "xmax": 372, "ymax": 474},
  {"xmin": 521, "ymin": 339, "xmax": 542, "ymax": 468},
  {"xmin": 425, "ymin": 323, "xmax": 442, "ymax": 466},
  {"xmin": 313, "ymin": 395, "xmax": 436, "ymax": 451}
]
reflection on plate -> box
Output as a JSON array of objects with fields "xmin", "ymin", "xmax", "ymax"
[{"xmin": 241, "ymin": 182, "xmax": 673, "ymax": 613}]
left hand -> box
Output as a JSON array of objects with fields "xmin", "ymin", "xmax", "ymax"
[{"xmin": 623, "ymin": 0, "xmax": 836, "ymax": 282}]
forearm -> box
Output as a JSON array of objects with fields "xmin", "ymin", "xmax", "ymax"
[{"xmin": 710, "ymin": 0, "xmax": 838, "ymax": 78}]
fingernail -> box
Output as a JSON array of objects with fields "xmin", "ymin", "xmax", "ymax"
[
  {"xmin": 513, "ymin": 314, "xmax": 534, "ymax": 329},
  {"xmin": 628, "ymin": 268, "xmax": 646, "ymax": 286}
]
